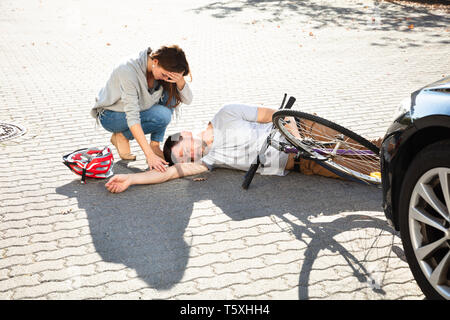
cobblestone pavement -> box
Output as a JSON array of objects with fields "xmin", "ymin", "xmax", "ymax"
[{"xmin": 1, "ymin": 0, "xmax": 449, "ymax": 300}]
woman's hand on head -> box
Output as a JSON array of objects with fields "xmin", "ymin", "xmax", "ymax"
[
  {"xmin": 166, "ymin": 71, "xmax": 185, "ymax": 90},
  {"xmin": 105, "ymin": 174, "xmax": 131, "ymax": 193}
]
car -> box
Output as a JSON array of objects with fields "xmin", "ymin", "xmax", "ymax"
[{"xmin": 380, "ymin": 76, "xmax": 450, "ymax": 300}]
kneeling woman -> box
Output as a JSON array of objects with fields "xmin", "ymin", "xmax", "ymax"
[{"xmin": 91, "ymin": 45, "xmax": 193, "ymax": 172}]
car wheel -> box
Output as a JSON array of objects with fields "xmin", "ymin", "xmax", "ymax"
[{"xmin": 399, "ymin": 139, "xmax": 450, "ymax": 300}]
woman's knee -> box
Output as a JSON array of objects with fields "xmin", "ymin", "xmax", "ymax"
[
  {"xmin": 99, "ymin": 110, "xmax": 129, "ymax": 133},
  {"xmin": 145, "ymin": 104, "xmax": 173, "ymax": 125}
]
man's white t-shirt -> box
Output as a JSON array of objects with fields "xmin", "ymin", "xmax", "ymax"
[{"xmin": 201, "ymin": 104, "xmax": 289, "ymax": 176}]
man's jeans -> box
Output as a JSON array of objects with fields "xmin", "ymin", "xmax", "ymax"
[{"xmin": 99, "ymin": 104, "xmax": 173, "ymax": 142}]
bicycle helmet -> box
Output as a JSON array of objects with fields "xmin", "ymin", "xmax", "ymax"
[{"xmin": 63, "ymin": 147, "xmax": 114, "ymax": 183}]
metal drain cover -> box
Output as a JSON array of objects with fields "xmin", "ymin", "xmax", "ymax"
[{"xmin": 0, "ymin": 122, "xmax": 26, "ymax": 142}]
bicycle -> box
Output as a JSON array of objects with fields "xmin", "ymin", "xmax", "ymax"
[{"xmin": 242, "ymin": 94, "xmax": 382, "ymax": 189}]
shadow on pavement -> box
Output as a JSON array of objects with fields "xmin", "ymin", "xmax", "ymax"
[
  {"xmin": 56, "ymin": 162, "xmax": 401, "ymax": 298},
  {"xmin": 190, "ymin": 0, "xmax": 450, "ymax": 48}
]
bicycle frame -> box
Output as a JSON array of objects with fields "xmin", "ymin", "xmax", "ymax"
[{"xmin": 269, "ymin": 135, "xmax": 378, "ymax": 158}]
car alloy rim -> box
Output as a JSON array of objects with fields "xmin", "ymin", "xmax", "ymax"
[{"xmin": 409, "ymin": 167, "xmax": 450, "ymax": 299}]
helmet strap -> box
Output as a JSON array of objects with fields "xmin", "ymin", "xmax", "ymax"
[{"xmin": 81, "ymin": 167, "xmax": 87, "ymax": 184}]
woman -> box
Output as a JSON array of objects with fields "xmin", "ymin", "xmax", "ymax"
[{"xmin": 91, "ymin": 45, "xmax": 193, "ymax": 172}]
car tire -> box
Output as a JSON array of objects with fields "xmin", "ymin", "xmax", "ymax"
[{"xmin": 398, "ymin": 139, "xmax": 450, "ymax": 300}]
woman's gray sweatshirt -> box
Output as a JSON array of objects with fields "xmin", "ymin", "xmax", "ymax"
[{"xmin": 90, "ymin": 48, "xmax": 193, "ymax": 128}]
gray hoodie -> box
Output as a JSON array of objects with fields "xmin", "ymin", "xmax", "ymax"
[{"xmin": 90, "ymin": 48, "xmax": 193, "ymax": 128}]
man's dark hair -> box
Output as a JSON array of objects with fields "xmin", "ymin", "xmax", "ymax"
[{"xmin": 163, "ymin": 133, "xmax": 183, "ymax": 166}]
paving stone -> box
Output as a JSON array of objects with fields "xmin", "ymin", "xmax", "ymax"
[
  {"xmin": 104, "ymin": 277, "xmax": 149, "ymax": 296},
  {"xmin": 40, "ymin": 265, "xmax": 97, "ymax": 282},
  {"xmin": 232, "ymin": 278, "xmax": 291, "ymax": 299},
  {"xmin": 35, "ymin": 246, "xmax": 90, "ymax": 262},
  {"xmin": 65, "ymin": 252, "xmax": 104, "ymax": 267},
  {"xmin": 6, "ymin": 241, "xmax": 59, "ymax": 257},
  {"xmin": 9, "ymin": 259, "xmax": 65, "ymax": 278},
  {"xmin": 30, "ymin": 230, "xmax": 81, "ymax": 245},
  {"xmin": 185, "ymin": 287, "xmax": 235, "ymax": 300},
  {"xmin": 213, "ymin": 257, "xmax": 266, "ymax": 275},
  {"xmin": 199, "ymin": 271, "xmax": 252, "ymax": 291},
  {"xmin": 46, "ymin": 285, "xmax": 107, "ymax": 300},
  {"xmin": 0, "ymin": 274, "xmax": 41, "ymax": 293}
]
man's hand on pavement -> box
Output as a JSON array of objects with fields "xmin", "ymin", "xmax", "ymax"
[{"xmin": 105, "ymin": 174, "xmax": 132, "ymax": 193}]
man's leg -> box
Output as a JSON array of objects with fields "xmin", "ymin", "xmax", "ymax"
[
  {"xmin": 283, "ymin": 116, "xmax": 341, "ymax": 179},
  {"xmin": 285, "ymin": 153, "xmax": 340, "ymax": 178},
  {"xmin": 283, "ymin": 118, "xmax": 380, "ymax": 179}
]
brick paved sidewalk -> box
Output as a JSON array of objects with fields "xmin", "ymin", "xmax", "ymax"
[{"xmin": 1, "ymin": 0, "xmax": 449, "ymax": 299}]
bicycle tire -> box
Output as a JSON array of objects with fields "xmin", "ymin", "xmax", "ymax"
[{"xmin": 272, "ymin": 110, "xmax": 381, "ymax": 185}]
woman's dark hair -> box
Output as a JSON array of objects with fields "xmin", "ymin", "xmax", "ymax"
[
  {"xmin": 163, "ymin": 133, "xmax": 183, "ymax": 166},
  {"xmin": 148, "ymin": 45, "xmax": 191, "ymax": 108}
]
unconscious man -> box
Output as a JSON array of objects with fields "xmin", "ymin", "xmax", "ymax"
[{"xmin": 105, "ymin": 103, "xmax": 378, "ymax": 193}]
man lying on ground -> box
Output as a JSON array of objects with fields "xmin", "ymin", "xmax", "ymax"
[{"xmin": 105, "ymin": 103, "xmax": 378, "ymax": 193}]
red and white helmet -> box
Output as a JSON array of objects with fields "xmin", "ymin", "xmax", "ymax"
[{"xmin": 63, "ymin": 147, "xmax": 114, "ymax": 183}]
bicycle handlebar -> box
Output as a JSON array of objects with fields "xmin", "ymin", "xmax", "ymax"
[{"xmin": 284, "ymin": 96, "xmax": 296, "ymax": 110}]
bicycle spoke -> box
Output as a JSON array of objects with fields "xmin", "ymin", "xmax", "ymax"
[
  {"xmin": 279, "ymin": 117, "xmax": 380, "ymax": 176},
  {"xmin": 274, "ymin": 110, "xmax": 381, "ymax": 184}
]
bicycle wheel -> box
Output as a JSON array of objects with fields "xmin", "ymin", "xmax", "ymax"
[{"xmin": 272, "ymin": 110, "xmax": 381, "ymax": 185}]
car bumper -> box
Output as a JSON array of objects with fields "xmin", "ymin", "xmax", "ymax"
[
  {"xmin": 380, "ymin": 110, "xmax": 414, "ymax": 231},
  {"xmin": 380, "ymin": 133, "xmax": 397, "ymax": 229}
]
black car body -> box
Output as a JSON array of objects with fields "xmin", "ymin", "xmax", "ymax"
[{"xmin": 381, "ymin": 76, "xmax": 450, "ymax": 230}]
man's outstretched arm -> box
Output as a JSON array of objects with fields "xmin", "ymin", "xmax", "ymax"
[{"xmin": 105, "ymin": 163, "xmax": 208, "ymax": 193}]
